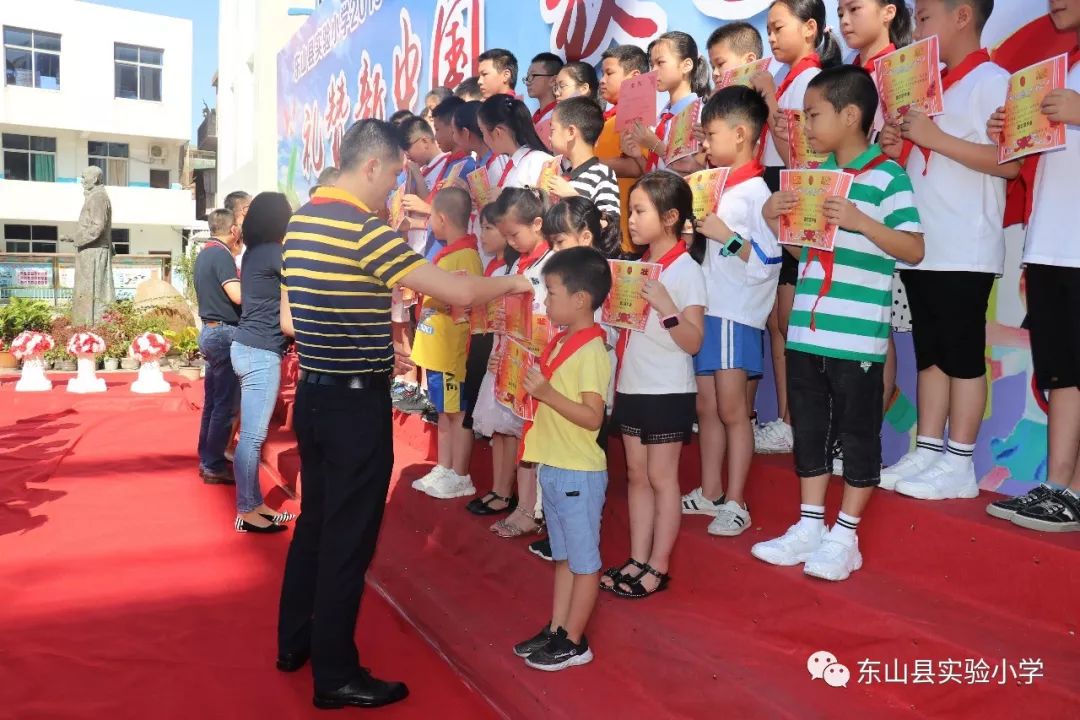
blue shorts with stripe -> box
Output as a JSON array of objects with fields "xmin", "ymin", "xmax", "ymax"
[
  {"xmin": 427, "ymin": 370, "xmax": 465, "ymax": 414},
  {"xmin": 694, "ymin": 316, "xmax": 764, "ymax": 377}
]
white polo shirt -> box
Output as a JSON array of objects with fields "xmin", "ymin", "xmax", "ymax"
[
  {"xmin": 1023, "ymin": 63, "xmax": 1080, "ymax": 269},
  {"xmin": 905, "ymin": 62, "xmax": 1008, "ymax": 274},
  {"xmin": 763, "ymin": 67, "xmax": 820, "ymax": 167},
  {"xmin": 617, "ymin": 252, "xmax": 707, "ymax": 395},
  {"xmin": 501, "ymin": 146, "xmax": 554, "ymax": 189}
]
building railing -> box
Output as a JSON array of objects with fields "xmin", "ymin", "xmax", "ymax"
[{"xmin": 0, "ymin": 252, "xmax": 172, "ymax": 306}]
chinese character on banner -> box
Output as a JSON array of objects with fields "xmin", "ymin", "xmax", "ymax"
[
  {"xmin": 301, "ymin": 99, "xmax": 325, "ymax": 180},
  {"xmin": 539, "ymin": 0, "xmax": 667, "ymax": 64},
  {"xmin": 324, "ymin": 70, "xmax": 353, "ymax": 169},
  {"xmin": 393, "ymin": 8, "xmax": 422, "ymax": 112},
  {"xmin": 431, "ymin": 0, "xmax": 484, "ymax": 90},
  {"xmin": 354, "ymin": 50, "xmax": 388, "ymax": 121}
]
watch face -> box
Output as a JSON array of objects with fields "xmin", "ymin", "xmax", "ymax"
[{"xmin": 728, "ymin": 238, "xmax": 744, "ymax": 254}]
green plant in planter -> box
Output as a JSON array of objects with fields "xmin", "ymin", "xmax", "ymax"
[
  {"xmin": 164, "ymin": 327, "xmax": 200, "ymax": 364},
  {"xmin": 0, "ymin": 297, "xmax": 54, "ymax": 349}
]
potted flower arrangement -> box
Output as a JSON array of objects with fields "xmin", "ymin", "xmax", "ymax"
[
  {"xmin": 164, "ymin": 327, "xmax": 201, "ymax": 380},
  {"xmin": 66, "ymin": 331, "xmax": 107, "ymax": 393},
  {"xmin": 11, "ymin": 330, "xmax": 55, "ymax": 391},
  {"xmin": 130, "ymin": 331, "xmax": 172, "ymax": 393},
  {"xmin": 0, "ymin": 298, "xmax": 53, "ymax": 370}
]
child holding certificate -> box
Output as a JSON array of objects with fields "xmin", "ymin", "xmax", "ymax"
[
  {"xmin": 878, "ymin": 0, "xmax": 1020, "ymax": 502},
  {"xmin": 681, "ymin": 86, "xmax": 782, "ymax": 537},
  {"xmin": 544, "ymin": 97, "xmax": 622, "ymax": 221},
  {"xmin": 478, "ymin": 96, "xmax": 554, "ymax": 190},
  {"xmin": 602, "ymin": 171, "xmax": 706, "ymax": 599},
  {"xmin": 514, "ymin": 247, "xmax": 613, "ymax": 672},
  {"xmin": 707, "ymin": 22, "xmax": 765, "ymax": 92},
  {"xmin": 754, "ymin": 67, "xmax": 923, "ymax": 582},
  {"xmin": 453, "ymin": 101, "xmax": 507, "ymax": 244}
]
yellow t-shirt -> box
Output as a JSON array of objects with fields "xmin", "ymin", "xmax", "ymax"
[
  {"xmin": 521, "ymin": 336, "xmax": 611, "ymax": 472},
  {"xmin": 410, "ymin": 240, "xmax": 482, "ymax": 376}
]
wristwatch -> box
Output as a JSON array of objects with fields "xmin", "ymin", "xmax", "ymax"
[
  {"xmin": 720, "ymin": 233, "xmax": 745, "ymax": 257},
  {"xmin": 661, "ymin": 313, "xmax": 681, "ymax": 330}
]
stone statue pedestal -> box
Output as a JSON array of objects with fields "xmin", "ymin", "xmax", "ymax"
[
  {"xmin": 131, "ymin": 360, "xmax": 170, "ymax": 394},
  {"xmin": 67, "ymin": 356, "xmax": 106, "ymax": 393},
  {"xmin": 16, "ymin": 356, "xmax": 52, "ymax": 392}
]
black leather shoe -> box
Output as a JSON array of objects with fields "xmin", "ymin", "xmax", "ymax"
[
  {"xmin": 276, "ymin": 650, "xmax": 309, "ymax": 673},
  {"xmin": 200, "ymin": 467, "xmax": 234, "ymax": 485},
  {"xmin": 313, "ymin": 672, "xmax": 409, "ymax": 709}
]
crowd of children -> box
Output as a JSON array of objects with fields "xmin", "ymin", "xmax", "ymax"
[{"xmin": 365, "ymin": 0, "xmax": 1080, "ymax": 672}]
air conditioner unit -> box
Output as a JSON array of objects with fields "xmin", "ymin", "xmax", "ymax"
[{"xmin": 149, "ymin": 144, "xmax": 168, "ymax": 163}]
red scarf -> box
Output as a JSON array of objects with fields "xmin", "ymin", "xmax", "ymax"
[
  {"xmin": 426, "ymin": 151, "xmax": 469, "ymax": 201},
  {"xmin": 856, "ymin": 43, "xmax": 896, "ymax": 73},
  {"xmin": 802, "ymin": 152, "xmax": 891, "ymax": 330},
  {"xmin": 603, "ymin": 105, "xmax": 618, "ymax": 121},
  {"xmin": 432, "ymin": 234, "xmax": 477, "ymax": 265},
  {"xmin": 497, "ymin": 149, "xmax": 533, "ymax": 188},
  {"xmin": 532, "ymin": 101, "xmax": 557, "ymax": 125},
  {"xmin": 645, "ymin": 111, "xmax": 676, "ymax": 172},
  {"xmin": 614, "ymin": 240, "xmax": 687, "ymax": 372},
  {"xmin": 757, "ymin": 53, "xmax": 823, "ymax": 163},
  {"xmin": 913, "ymin": 49, "xmax": 991, "ymax": 173},
  {"xmin": 484, "ymin": 151, "xmax": 500, "ymax": 170},
  {"xmin": 484, "ymin": 256, "xmax": 507, "ymax": 276},
  {"xmin": 724, "ymin": 159, "xmax": 766, "ymax": 190},
  {"xmin": 514, "ymin": 241, "xmax": 550, "ymax": 274}
]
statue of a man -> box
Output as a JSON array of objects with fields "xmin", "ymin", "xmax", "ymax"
[{"xmin": 71, "ymin": 166, "xmax": 114, "ymax": 326}]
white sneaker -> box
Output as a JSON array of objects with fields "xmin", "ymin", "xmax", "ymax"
[
  {"xmin": 681, "ymin": 487, "xmax": 725, "ymax": 516},
  {"xmin": 804, "ymin": 533, "xmax": 863, "ymax": 582},
  {"xmin": 755, "ymin": 419, "xmax": 793, "ymax": 454},
  {"xmin": 895, "ymin": 458, "xmax": 979, "ymax": 500},
  {"xmin": 880, "ymin": 450, "xmax": 939, "ymax": 492},
  {"xmin": 423, "ymin": 471, "xmax": 477, "ymax": 499},
  {"xmin": 751, "ymin": 522, "xmax": 827, "ymax": 566},
  {"xmin": 708, "ymin": 501, "xmax": 751, "ymax": 536},
  {"xmin": 411, "ymin": 465, "xmax": 451, "ymax": 492}
]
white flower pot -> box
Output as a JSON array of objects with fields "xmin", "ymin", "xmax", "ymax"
[
  {"xmin": 67, "ymin": 355, "xmax": 106, "ymax": 393},
  {"xmin": 131, "ymin": 359, "xmax": 171, "ymax": 394},
  {"xmin": 15, "ymin": 356, "xmax": 52, "ymax": 392}
]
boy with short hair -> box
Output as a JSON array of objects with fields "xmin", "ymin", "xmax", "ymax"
[
  {"xmin": 513, "ymin": 246, "xmax": 613, "ymax": 671},
  {"xmin": 706, "ymin": 21, "xmax": 764, "ymax": 89},
  {"xmin": 879, "ymin": 0, "xmax": 1020, "ymax": 500},
  {"xmin": 401, "ymin": 114, "xmax": 472, "ymax": 259},
  {"xmin": 477, "ymin": 48, "xmax": 519, "ymax": 99},
  {"xmin": 410, "ymin": 187, "xmax": 484, "ymax": 500},
  {"xmin": 753, "ymin": 66, "xmax": 923, "ymax": 581},
  {"xmin": 527, "ymin": 52, "xmax": 564, "ymax": 129},
  {"xmin": 544, "ymin": 96, "xmax": 621, "ymax": 218}
]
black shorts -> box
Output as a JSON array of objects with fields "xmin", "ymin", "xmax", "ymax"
[
  {"xmin": 786, "ymin": 350, "xmax": 883, "ymax": 488},
  {"xmin": 1026, "ymin": 264, "xmax": 1080, "ymax": 391},
  {"xmin": 462, "ymin": 333, "xmax": 494, "ymax": 431},
  {"xmin": 900, "ymin": 269, "xmax": 993, "ymax": 379},
  {"xmin": 613, "ymin": 392, "xmax": 696, "ymax": 445}
]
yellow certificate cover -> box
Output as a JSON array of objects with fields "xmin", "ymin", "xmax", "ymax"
[
  {"xmin": 778, "ymin": 169, "xmax": 854, "ymax": 251},
  {"xmin": 494, "ymin": 338, "xmax": 535, "ymax": 420},
  {"xmin": 785, "ymin": 110, "xmax": 829, "ymax": 169},
  {"xmin": 999, "ymin": 54, "xmax": 1068, "ymax": 163},
  {"xmin": 716, "ymin": 58, "xmax": 772, "ymax": 91},
  {"xmin": 665, "ymin": 100, "xmax": 702, "ymax": 164},
  {"xmin": 687, "ymin": 168, "xmax": 730, "ymax": 219},
  {"xmin": 874, "ymin": 36, "xmax": 944, "ymax": 124},
  {"xmin": 602, "ymin": 260, "xmax": 662, "ymax": 332}
]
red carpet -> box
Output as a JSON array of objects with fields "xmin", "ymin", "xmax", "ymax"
[{"xmin": 0, "ymin": 374, "xmax": 496, "ymax": 720}]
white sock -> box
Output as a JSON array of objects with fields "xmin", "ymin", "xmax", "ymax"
[
  {"xmin": 832, "ymin": 511, "xmax": 861, "ymax": 545},
  {"xmin": 797, "ymin": 504, "xmax": 825, "ymax": 532},
  {"xmin": 944, "ymin": 440, "xmax": 975, "ymax": 470},
  {"xmin": 914, "ymin": 435, "xmax": 944, "ymax": 460}
]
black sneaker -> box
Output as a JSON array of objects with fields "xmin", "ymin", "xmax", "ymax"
[
  {"xmin": 528, "ymin": 537, "xmax": 553, "ymax": 561},
  {"xmin": 986, "ymin": 484, "xmax": 1057, "ymax": 521},
  {"xmin": 1010, "ymin": 488, "xmax": 1080, "ymax": 533},
  {"xmin": 421, "ymin": 408, "xmax": 439, "ymax": 425},
  {"xmin": 525, "ymin": 628, "xmax": 594, "ymax": 672},
  {"xmin": 513, "ymin": 624, "xmax": 556, "ymax": 658}
]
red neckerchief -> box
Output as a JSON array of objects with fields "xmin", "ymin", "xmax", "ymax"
[
  {"xmin": 426, "ymin": 151, "xmax": 469, "ymax": 202},
  {"xmin": 615, "ymin": 240, "xmax": 687, "ymax": 371},
  {"xmin": 514, "ymin": 241, "xmax": 550, "ymax": 274},
  {"xmin": 421, "ymin": 153, "xmax": 448, "ymax": 179},
  {"xmin": 497, "ymin": 148, "xmax": 533, "ymax": 188},
  {"xmin": 520, "ymin": 323, "xmax": 608, "ymax": 459},
  {"xmin": 914, "ymin": 49, "xmax": 991, "ymax": 173},
  {"xmin": 756, "ymin": 53, "xmax": 823, "ymax": 162},
  {"xmin": 856, "ymin": 43, "xmax": 896, "ymax": 72},
  {"xmin": 645, "ymin": 111, "xmax": 675, "ymax": 172},
  {"xmin": 432, "ymin": 234, "xmax": 477, "ymax": 265},
  {"xmin": 802, "ymin": 152, "xmax": 891, "ymax": 330},
  {"xmin": 483, "ymin": 151, "xmax": 500, "ymax": 170},
  {"xmin": 724, "ymin": 159, "xmax": 766, "ymax": 190},
  {"xmin": 603, "ymin": 105, "xmax": 618, "ymax": 121},
  {"xmin": 1020, "ymin": 45, "xmax": 1080, "ymax": 224},
  {"xmin": 484, "ymin": 256, "xmax": 507, "ymax": 276},
  {"xmin": 532, "ymin": 101, "xmax": 557, "ymax": 125}
]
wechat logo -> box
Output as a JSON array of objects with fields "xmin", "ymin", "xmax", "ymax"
[{"xmin": 808, "ymin": 650, "xmax": 850, "ymax": 688}]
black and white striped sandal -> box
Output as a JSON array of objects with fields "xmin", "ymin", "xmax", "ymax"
[
  {"xmin": 260, "ymin": 510, "xmax": 297, "ymax": 524},
  {"xmin": 235, "ymin": 516, "xmax": 288, "ymax": 534}
]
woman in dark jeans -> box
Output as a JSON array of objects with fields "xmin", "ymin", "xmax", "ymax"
[{"xmin": 231, "ymin": 192, "xmax": 296, "ymax": 533}]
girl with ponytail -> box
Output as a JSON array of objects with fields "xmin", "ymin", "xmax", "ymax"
[{"xmin": 478, "ymin": 94, "xmax": 554, "ymax": 190}]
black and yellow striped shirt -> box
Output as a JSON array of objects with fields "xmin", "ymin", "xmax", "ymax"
[{"xmin": 282, "ymin": 187, "xmax": 427, "ymax": 375}]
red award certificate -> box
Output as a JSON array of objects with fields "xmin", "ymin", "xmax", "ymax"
[
  {"xmin": 388, "ymin": 184, "xmax": 406, "ymax": 230},
  {"xmin": 616, "ymin": 71, "xmax": 659, "ymax": 131},
  {"xmin": 785, "ymin": 110, "xmax": 829, "ymax": 169},
  {"xmin": 687, "ymin": 168, "xmax": 730, "ymax": 219},
  {"xmin": 494, "ymin": 338, "xmax": 535, "ymax": 420},
  {"xmin": 874, "ymin": 36, "xmax": 944, "ymax": 124},
  {"xmin": 665, "ymin": 100, "xmax": 702, "ymax": 164},
  {"xmin": 999, "ymin": 54, "xmax": 1068, "ymax": 163},
  {"xmin": 503, "ymin": 292, "xmax": 531, "ymax": 344},
  {"xmin": 466, "ymin": 167, "xmax": 496, "ymax": 208},
  {"xmin": 602, "ymin": 260, "xmax": 662, "ymax": 332},
  {"xmin": 528, "ymin": 314, "xmax": 557, "ymax": 356},
  {"xmin": 716, "ymin": 58, "xmax": 771, "ymax": 91},
  {"xmin": 778, "ymin": 170, "xmax": 854, "ymax": 251}
]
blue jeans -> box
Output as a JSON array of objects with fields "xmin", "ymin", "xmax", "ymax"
[
  {"xmin": 198, "ymin": 324, "xmax": 239, "ymax": 473},
  {"xmin": 230, "ymin": 341, "xmax": 282, "ymax": 513},
  {"xmin": 538, "ymin": 465, "xmax": 607, "ymax": 574}
]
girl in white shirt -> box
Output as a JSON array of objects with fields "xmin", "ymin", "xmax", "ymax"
[{"xmin": 478, "ymin": 95, "xmax": 553, "ymax": 190}]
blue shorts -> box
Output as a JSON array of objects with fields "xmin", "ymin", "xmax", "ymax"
[
  {"xmin": 694, "ymin": 316, "xmax": 764, "ymax": 377},
  {"xmin": 538, "ymin": 465, "xmax": 607, "ymax": 574},
  {"xmin": 427, "ymin": 370, "xmax": 465, "ymax": 414}
]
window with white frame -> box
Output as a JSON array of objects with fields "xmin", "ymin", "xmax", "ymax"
[
  {"xmin": 2, "ymin": 133, "xmax": 56, "ymax": 182},
  {"xmin": 3, "ymin": 27, "xmax": 60, "ymax": 89},
  {"xmin": 112, "ymin": 229, "xmax": 130, "ymax": 255},
  {"xmin": 114, "ymin": 43, "xmax": 162, "ymax": 101},
  {"xmin": 4, "ymin": 224, "xmax": 58, "ymax": 253},
  {"xmin": 88, "ymin": 141, "xmax": 129, "ymax": 187}
]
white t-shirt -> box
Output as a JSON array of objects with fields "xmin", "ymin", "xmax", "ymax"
[
  {"xmin": 905, "ymin": 62, "xmax": 1008, "ymax": 274},
  {"xmin": 510, "ymin": 245, "xmax": 554, "ymax": 318},
  {"xmin": 617, "ymin": 252, "xmax": 707, "ymax": 395},
  {"xmin": 700, "ymin": 176, "xmax": 781, "ymax": 328},
  {"xmin": 1024, "ymin": 63, "xmax": 1080, "ymax": 269},
  {"xmin": 501, "ymin": 146, "xmax": 554, "ymax": 189},
  {"xmin": 763, "ymin": 66, "xmax": 821, "ymax": 167}
]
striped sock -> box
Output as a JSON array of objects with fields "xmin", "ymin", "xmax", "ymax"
[
  {"xmin": 832, "ymin": 511, "xmax": 861, "ymax": 545},
  {"xmin": 915, "ymin": 435, "xmax": 944, "ymax": 460},
  {"xmin": 797, "ymin": 504, "xmax": 825, "ymax": 532},
  {"xmin": 944, "ymin": 440, "xmax": 975, "ymax": 470}
]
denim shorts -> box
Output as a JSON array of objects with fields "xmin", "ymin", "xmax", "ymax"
[{"xmin": 538, "ymin": 465, "xmax": 607, "ymax": 574}]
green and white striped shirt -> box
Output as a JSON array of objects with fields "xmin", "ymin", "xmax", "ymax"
[{"xmin": 787, "ymin": 145, "xmax": 921, "ymax": 364}]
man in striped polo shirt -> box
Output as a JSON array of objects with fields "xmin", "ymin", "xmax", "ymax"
[
  {"xmin": 275, "ymin": 119, "xmax": 530, "ymax": 710},
  {"xmin": 751, "ymin": 67, "xmax": 923, "ymax": 583}
]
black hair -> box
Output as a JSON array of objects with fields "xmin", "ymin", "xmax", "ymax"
[
  {"xmin": 601, "ymin": 44, "xmax": 650, "ymax": 75},
  {"xmin": 649, "ymin": 31, "xmax": 711, "ymax": 97},
  {"xmin": 400, "ymin": 115, "xmax": 435, "ymax": 143},
  {"xmin": 770, "ymin": 0, "xmax": 843, "ymax": 68},
  {"xmin": 432, "ymin": 95, "xmax": 465, "ymax": 123},
  {"xmin": 870, "ymin": 0, "xmax": 914, "ymax": 47},
  {"xmin": 542, "ymin": 196, "xmax": 621, "ymax": 259},
  {"xmin": 807, "ymin": 65, "xmax": 880, "ymax": 136},
  {"xmin": 223, "ymin": 190, "xmax": 251, "ymax": 215},
  {"xmin": 553, "ymin": 96, "xmax": 605, "ymax": 145},
  {"xmin": 701, "ymin": 85, "xmax": 770, "ymax": 141},
  {"xmin": 479, "ymin": 202, "xmax": 521, "ymax": 267},
  {"xmin": 944, "ymin": 0, "xmax": 994, "ymax": 33},
  {"xmin": 452, "ymin": 100, "xmax": 483, "ymax": 138},
  {"xmin": 629, "ymin": 171, "xmax": 696, "ymax": 258},
  {"xmin": 494, "ymin": 187, "xmax": 545, "ymax": 225},
  {"xmin": 560, "ymin": 61, "xmax": 600, "ymax": 101},
  {"xmin": 707, "ymin": 21, "xmax": 765, "ymax": 58},
  {"xmin": 531, "ymin": 52, "xmax": 565, "ymax": 76},
  {"xmin": 454, "ymin": 76, "xmax": 482, "ymax": 100},
  {"xmin": 478, "ymin": 48, "xmax": 519, "ymax": 88},
  {"xmin": 478, "ymin": 94, "xmax": 550, "ymax": 153},
  {"xmin": 242, "ymin": 192, "xmax": 293, "ymax": 248},
  {"xmin": 339, "ymin": 119, "xmax": 407, "ymax": 170},
  {"xmin": 432, "ymin": 186, "xmax": 473, "ymax": 230},
  {"xmin": 542, "ymin": 245, "xmax": 613, "ymax": 311},
  {"xmin": 389, "ymin": 109, "xmax": 415, "ymax": 127}
]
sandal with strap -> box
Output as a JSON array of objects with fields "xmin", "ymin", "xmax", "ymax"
[
  {"xmin": 599, "ymin": 558, "xmax": 647, "ymax": 592},
  {"xmin": 490, "ymin": 507, "xmax": 542, "ymax": 538},
  {"xmin": 465, "ymin": 491, "xmax": 516, "ymax": 516},
  {"xmin": 612, "ymin": 564, "xmax": 670, "ymax": 599}
]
